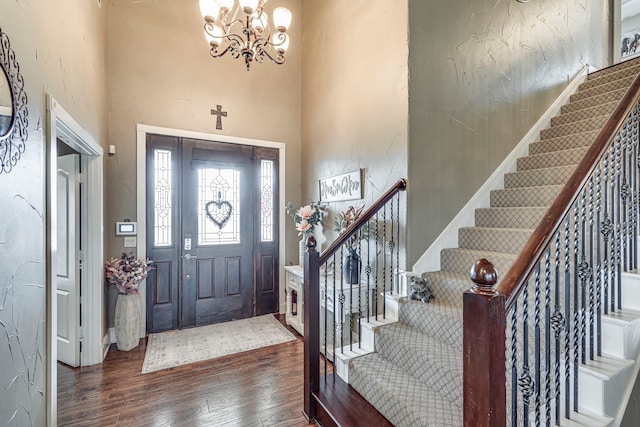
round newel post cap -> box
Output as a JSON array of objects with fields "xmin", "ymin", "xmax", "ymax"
[
  {"xmin": 306, "ymin": 235, "xmax": 317, "ymax": 253},
  {"xmin": 470, "ymin": 258, "xmax": 498, "ymax": 295}
]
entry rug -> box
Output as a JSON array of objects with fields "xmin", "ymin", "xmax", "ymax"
[{"xmin": 141, "ymin": 314, "xmax": 297, "ymax": 374}]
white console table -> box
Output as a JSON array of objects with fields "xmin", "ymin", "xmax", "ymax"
[{"xmin": 284, "ymin": 265, "xmax": 374, "ymax": 359}]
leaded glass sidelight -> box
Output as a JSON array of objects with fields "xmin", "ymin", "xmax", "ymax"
[
  {"xmin": 154, "ymin": 149, "xmax": 172, "ymax": 247},
  {"xmin": 198, "ymin": 168, "xmax": 241, "ymax": 245},
  {"xmin": 261, "ymin": 159, "xmax": 274, "ymax": 242}
]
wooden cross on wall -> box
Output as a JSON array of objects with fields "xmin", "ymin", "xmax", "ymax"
[{"xmin": 211, "ymin": 104, "xmax": 228, "ymax": 130}]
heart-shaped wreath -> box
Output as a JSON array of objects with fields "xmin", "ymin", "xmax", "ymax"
[{"xmin": 205, "ymin": 196, "xmax": 233, "ymax": 229}]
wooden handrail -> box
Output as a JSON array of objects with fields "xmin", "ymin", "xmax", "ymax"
[
  {"xmin": 496, "ymin": 72, "xmax": 640, "ymax": 310},
  {"xmin": 317, "ymin": 178, "xmax": 407, "ymax": 263}
]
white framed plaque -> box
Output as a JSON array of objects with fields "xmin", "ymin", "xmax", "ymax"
[{"xmin": 319, "ymin": 170, "xmax": 363, "ymax": 202}]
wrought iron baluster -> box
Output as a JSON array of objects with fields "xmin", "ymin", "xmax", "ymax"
[
  {"xmin": 588, "ymin": 177, "xmax": 596, "ymax": 361},
  {"xmin": 511, "ymin": 300, "xmax": 519, "ymax": 427},
  {"xmin": 579, "ymin": 189, "xmax": 589, "ymax": 366},
  {"xmin": 375, "ymin": 213, "xmax": 380, "ymax": 320},
  {"xmin": 572, "ymin": 203, "xmax": 580, "ymax": 413},
  {"xmin": 564, "ymin": 216, "xmax": 572, "ymax": 419},
  {"xmin": 544, "ymin": 247, "xmax": 552, "ymax": 427},
  {"xmin": 520, "ymin": 280, "xmax": 533, "ymax": 427},
  {"xmin": 603, "ymin": 153, "xmax": 611, "ymax": 316},
  {"xmin": 396, "ymin": 193, "xmax": 400, "ymax": 299},
  {"xmin": 534, "ymin": 263, "xmax": 542, "ymax": 426},
  {"xmin": 390, "ymin": 196, "xmax": 395, "ymax": 295},
  {"xmin": 382, "ymin": 206, "xmax": 387, "ymax": 319},
  {"xmin": 554, "ymin": 229, "xmax": 562, "ymax": 425},
  {"xmin": 615, "ymin": 136, "xmax": 623, "ymax": 311},
  {"xmin": 323, "ymin": 263, "xmax": 328, "ymax": 379},
  {"xmin": 366, "ymin": 220, "xmax": 372, "ymax": 323},
  {"xmin": 596, "ymin": 165, "xmax": 603, "ymax": 356}
]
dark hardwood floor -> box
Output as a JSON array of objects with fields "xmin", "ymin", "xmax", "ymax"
[{"xmin": 57, "ymin": 315, "xmax": 315, "ymax": 427}]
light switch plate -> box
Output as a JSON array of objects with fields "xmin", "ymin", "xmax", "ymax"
[{"xmin": 124, "ymin": 236, "xmax": 137, "ymax": 248}]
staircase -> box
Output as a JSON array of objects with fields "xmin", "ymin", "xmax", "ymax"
[{"xmin": 329, "ymin": 58, "xmax": 640, "ymax": 426}]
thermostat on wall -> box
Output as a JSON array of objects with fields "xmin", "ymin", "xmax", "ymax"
[{"xmin": 116, "ymin": 221, "xmax": 137, "ymax": 236}]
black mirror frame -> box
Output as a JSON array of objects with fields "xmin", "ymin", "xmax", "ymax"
[{"xmin": 0, "ymin": 26, "xmax": 28, "ymax": 175}]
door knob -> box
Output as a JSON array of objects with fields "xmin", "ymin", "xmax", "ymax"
[{"xmin": 183, "ymin": 254, "xmax": 197, "ymax": 260}]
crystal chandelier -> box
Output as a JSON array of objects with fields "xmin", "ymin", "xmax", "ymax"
[{"xmin": 199, "ymin": 0, "xmax": 292, "ymax": 71}]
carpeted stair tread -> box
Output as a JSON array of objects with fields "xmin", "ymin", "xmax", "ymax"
[
  {"xmin": 587, "ymin": 56, "xmax": 640, "ymax": 81},
  {"xmin": 517, "ymin": 146, "xmax": 588, "ymax": 171},
  {"xmin": 458, "ymin": 226, "xmax": 533, "ymax": 254},
  {"xmin": 490, "ymin": 185, "xmax": 562, "ymax": 207},
  {"xmin": 349, "ymin": 353, "xmax": 462, "ymax": 427},
  {"xmin": 529, "ymin": 131, "xmax": 599, "ymax": 155},
  {"xmin": 505, "ymin": 164, "xmax": 576, "ymax": 188},
  {"xmin": 551, "ymin": 102, "xmax": 617, "ymax": 127},
  {"xmin": 561, "ymin": 88, "xmax": 626, "ymax": 114},
  {"xmin": 398, "ymin": 299, "xmax": 463, "ymax": 347},
  {"xmin": 440, "ymin": 247, "xmax": 516, "ymax": 278},
  {"xmin": 582, "ymin": 63, "xmax": 640, "ymax": 91},
  {"xmin": 375, "ymin": 322, "xmax": 463, "ymax": 404},
  {"xmin": 539, "ymin": 115, "xmax": 607, "ymax": 140},
  {"xmin": 475, "ymin": 206, "xmax": 548, "ymax": 229},
  {"xmin": 569, "ymin": 75, "xmax": 635, "ymax": 102}
]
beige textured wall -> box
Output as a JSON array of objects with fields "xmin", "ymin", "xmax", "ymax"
[
  {"xmin": 301, "ymin": 0, "xmax": 409, "ymax": 251},
  {"xmin": 407, "ymin": 0, "xmax": 610, "ymax": 266},
  {"xmin": 0, "ymin": 0, "xmax": 107, "ymax": 424},
  {"xmin": 106, "ymin": 0, "xmax": 302, "ymax": 319}
]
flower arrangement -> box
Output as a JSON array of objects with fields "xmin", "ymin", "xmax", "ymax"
[
  {"xmin": 105, "ymin": 252, "xmax": 153, "ymax": 295},
  {"xmin": 286, "ymin": 201, "xmax": 327, "ymax": 238},
  {"xmin": 334, "ymin": 205, "xmax": 365, "ymax": 248}
]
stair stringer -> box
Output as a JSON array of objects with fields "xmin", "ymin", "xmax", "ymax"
[{"xmin": 413, "ymin": 65, "xmax": 590, "ymax": 274}]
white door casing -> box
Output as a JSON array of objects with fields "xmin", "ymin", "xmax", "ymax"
[{"xmin": 56, "ymin": 154, "xmax": 81, "ymax": 367}]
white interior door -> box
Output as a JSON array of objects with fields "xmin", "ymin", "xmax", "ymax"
[{"xmin": 57, "ymin": 153, "xmax": 81, "ymax": 367}]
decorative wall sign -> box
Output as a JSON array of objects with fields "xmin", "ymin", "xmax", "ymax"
[
  {"xmin": 210, "ymin": 104, "xmax": 227, "ymax": 130},
  {"xmin": 319, "ymin": 170, "xmax": 363, "ymax": 202},
  {"xmin": 0, "ymin": 26, "xmax": 28, "ymax": 175}
]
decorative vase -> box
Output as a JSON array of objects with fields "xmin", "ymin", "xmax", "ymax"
[
  {"xmin": 313, "ymin": 222, "xmax": 326, "ymax": 252},
  {"xmin": 114, "ymin": 292, "xmax": 141, "ymax": 351},
  {"xmin": 299, "ymin": 238, "xmax": 306, "ymax": 268},
  {"xmin": 343, "ymin": 247, "xmax": 361, "ymax": 285}
]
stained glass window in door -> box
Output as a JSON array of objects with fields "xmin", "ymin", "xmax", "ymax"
[
  {"xmin": 154, "ymin": 149, "xmax": 172, "ymax": 247},
  {"xmin": 198, "ymin": 168, "xmax": 240, "ymax": 245},
  {"xmin": 260, "ymin": 159, "xmax": 274, "ymax": 242}
]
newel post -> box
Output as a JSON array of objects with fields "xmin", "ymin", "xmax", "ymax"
[
  {"xmin": 464, "ymin": 259, "xmax": 506, "ymax": 427},
  {"xmin": 303, "ymin": 236, "xmax": 320, "ymax": 421}
]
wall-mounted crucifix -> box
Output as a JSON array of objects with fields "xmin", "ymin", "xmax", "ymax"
[{"xmin": 211, "ymin": 104, "xmax": 228, "ymax": 130}]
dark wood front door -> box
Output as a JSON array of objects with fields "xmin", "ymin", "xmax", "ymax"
[{"xmin": 145, "ymin": 134, "xmax": 279, "ymax": 333}]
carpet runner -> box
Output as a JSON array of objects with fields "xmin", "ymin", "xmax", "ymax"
[{"xmin": 347, "ymin": 58, "xmax": 640, "ymax": 426}]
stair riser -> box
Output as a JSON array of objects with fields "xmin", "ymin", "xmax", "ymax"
[
  {"xmin": 570, "ymin": 76, "xmax": 635, "ymax": 102},
  {"xmin": 529, "ymin": 131, "xmax": 599, "ymax": 156},
  {"xmin": 517, "ymin": 149, "xmax": 587, "ymax": 171},
  {"xmin": 551, "ymin": 103, "xmax": 617, "ymax": 127},
  {"xmin": 561, "ymin": 89, "xmax": 626, "ymax": 115},
  {"xmin": 475, "ymin": 208, "xmax": 547, "ymax": 229},
  {"xmin": 622, "ymin": 271, "xmax": 640, "ymax": 311},
  {"xmin": 490, "ymin": 186, "xmax": 561, "ymax": 208},
  {"xmin": 458, "ymin": 227, "xmax": 532, "ymax": 254},
  {"xmin": 398, "ymin": 300, "xmax": 463, "ymax": 347},
  {"xmin": 440, "ymin": 248, "xmax": 515, "ymax": 277},
  {"xmin": 578, "ymin": 363, "xmax": 633, "ymax": 417},
  {"xmin": 505, "ymin": 166, "xmax": 575, "ymax": 188},
  {"xmin": 601, "ymin": 316, "xmax": 640, "ymax": 360},
  {"xmin": 540, "ymin": 117, "xmax": 607, "ymax": 140}
]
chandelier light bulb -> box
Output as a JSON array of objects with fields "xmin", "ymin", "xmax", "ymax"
[
  {"xmin": 218, "ymin": 0, "xmax": 234, "ymax": 14},
  {"xmin": 199, "ymin": 0, "xmax": 220, "ymax": 22},
  {"xmin": 272, "ymin": 7, "xmax": 292, "ymax": 32},
  {"xmin": 239, "ymin": 0, "xmax": 260, "ymax": 15}
]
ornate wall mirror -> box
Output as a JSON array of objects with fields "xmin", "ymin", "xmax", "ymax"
[{"xmin": 0, "ymin": 26, "xmax": 28, "ymax": 175}]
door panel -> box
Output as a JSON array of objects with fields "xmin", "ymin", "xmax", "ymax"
[
  {"xmin": 146, "ymin": 135, "xmax": 180, "ymax": 332},
  {"xmin": 183, "ymin": 138, "xmax": 254, "ymax": 327},
  {"xmin": 57, "ymin": 153, "xmax": 80, "ymax": 367},
  {"xmin": 146, "ymin": 135, "xmax": 279, "ymax": 333}
]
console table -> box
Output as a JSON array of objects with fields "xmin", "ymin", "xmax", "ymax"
[{"xmin": 284, "ymin": 265, "xmax": 374, "ymax": 358}]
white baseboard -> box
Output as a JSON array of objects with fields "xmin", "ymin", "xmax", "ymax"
[
  {"xmin": 412, "ymin": 65, "xmax": 591, "ymax": 274},
  {"xmin": 103, "ymin": 330, "xmax": 112, "ymax": 359}
]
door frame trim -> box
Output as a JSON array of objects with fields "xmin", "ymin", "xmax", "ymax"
[
  {"xmin": 45, "ymin": 96, "xmax": 104, "ymax": 426},
  {"xmin": 136, "ymin": 124, "xmax": 286, "ymax": 337}
]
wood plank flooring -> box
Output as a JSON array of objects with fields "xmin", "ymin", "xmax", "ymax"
[{"xmin": 57, "ymin": 315, "xmax": 315, "ymax": 427}]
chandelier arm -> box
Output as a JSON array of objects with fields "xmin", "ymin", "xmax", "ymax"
[
  {"xmin": 210, "ymin": 44, "xmax": 236, "ymax": 59},
  {"xmin": 254, "ymin": 44, "xmax": 285, "ymax": 65}
]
